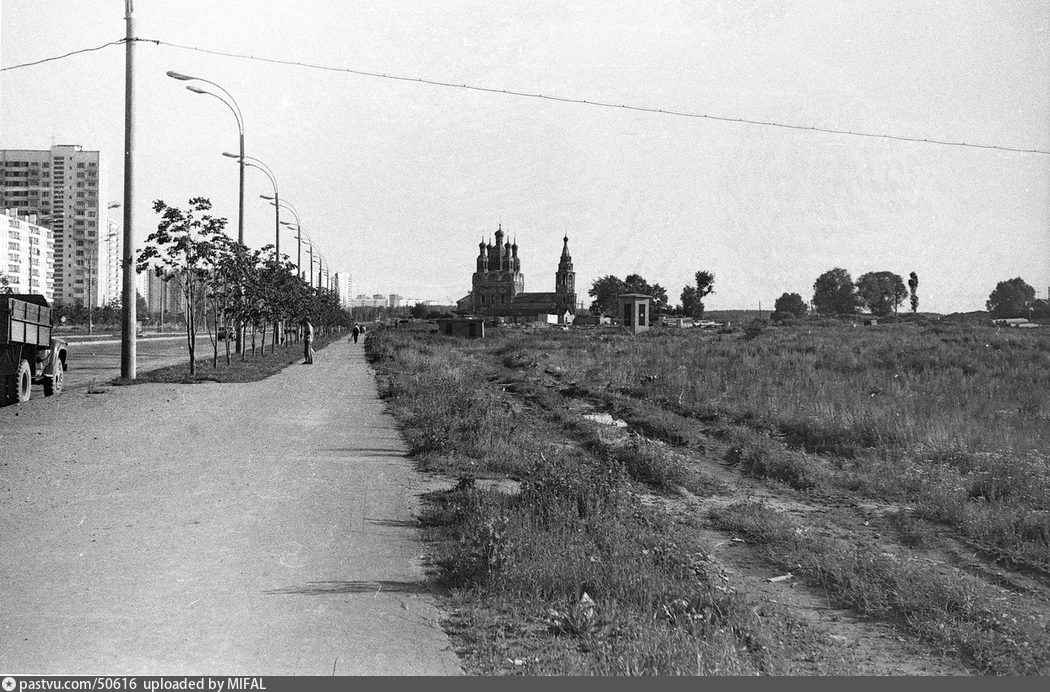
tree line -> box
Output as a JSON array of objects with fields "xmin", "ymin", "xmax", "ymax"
[
  {"xmin": 585, "ymin": 265, "xmax": 1047, "ymax": 321},
  {"xmin": 136, "ymin": 197, "xmax": 350, "ymax": 374}
]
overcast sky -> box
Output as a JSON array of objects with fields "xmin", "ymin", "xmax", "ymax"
[{"xmin": 2, "ymin": 1, "xmax": 1047, "ymax": 311}]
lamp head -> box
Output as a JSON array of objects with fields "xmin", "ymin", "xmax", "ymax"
[
  {"xmin": 221, "ymin": 152, "xmax": 240, "ymax": 159},
  {"xmin": 165, "ymin": 70, "xmax": 193, "ymax": 81},
  {"xmin": 186, "ymin": 85, "xmax": 209, "ymax": 95}
]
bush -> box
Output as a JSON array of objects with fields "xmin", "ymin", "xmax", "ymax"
[
  {"xmin": 742, "ymin": 320, "xmax": 767, "ymax": 340},
  {"xmin": 612, "ymin": 438, "xmax": 688, "ymax": 491},
  {"xmin": 726, "ymin": 437, "xmax": 825, "ymax": 490},
  {"xmin": 773, "ymin": 292, "xmax": 808, "ymax": 318}
]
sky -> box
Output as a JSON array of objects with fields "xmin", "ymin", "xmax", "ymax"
[{"xmin": 2, "ymin": 0, "xmax": 1048, "ymax": 312}]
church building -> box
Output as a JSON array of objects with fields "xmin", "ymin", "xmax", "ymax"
[{"xmin": 459, "ymin": 225, "xmax": 576, "ymax": 320}]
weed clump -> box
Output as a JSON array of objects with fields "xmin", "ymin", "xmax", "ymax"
[
  {"xmin": 611, "ymin": 438, "xmax": 688, "ymax": 492},
  {"xmin": 726, "ymin": 436, "xmax": 826, "ymax": 490}
]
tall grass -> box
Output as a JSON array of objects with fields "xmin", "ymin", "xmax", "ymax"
[
  {"xmin": 365, "ymin": 324, "xmax": 1050, "ymax": 674},
  {"xmin": 367, "ymin": 328, "xmax": 862, "ymax": 675},
  {"xmin": 524, "ymin": 323, "xmax": 1050, "ymax": 569},
  {"xmin": 712, "ymin": 500, "xmax": 1050, "ymax": 675}
]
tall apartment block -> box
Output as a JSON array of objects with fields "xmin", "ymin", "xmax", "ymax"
[
  {"xmin": 334, "ymin": 272, "xmax": 353, "ymax": 309},
  {"xmin": 1, "ymin": 208, "xmax": 55, "ymax": 302},
  {"xmin": 0, "ymin": 145, "xmax": 109, "ymax": 308}
]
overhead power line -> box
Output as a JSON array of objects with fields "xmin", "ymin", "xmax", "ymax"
[
  {"xmin": 3, "ymin": 36, "xmax": 1049, "ymax": 156},
  {"xmin": 140, "ymin": 38, "xmax": 1050, "ymax": 157},
  {"xmin": 0, "ymin": 40, "xmax": 126, "ymax": 72}
]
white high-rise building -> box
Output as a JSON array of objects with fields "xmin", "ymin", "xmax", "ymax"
[
  {"xmin": 1, "ymin": 208, "xmax": 55, "ymax": 302},
  {"xmin": 334, "ymin": 272, "xmax": 353, "ymax": 308},
  {"xmin": 0, "ymin": 145, "xmax": 107, "ymax": 307},
  {"xmin": 102, "ymin": 218, "xmax": 122, "ymax": 306}
]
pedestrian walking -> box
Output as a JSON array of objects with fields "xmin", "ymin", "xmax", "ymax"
[
  {"xmin": 352, "ymin": 324, "xmax": 360, "ymax": 344},
  {"xmin": 302, "ymin": 317, "xmax": 315, "ymax": 364}
]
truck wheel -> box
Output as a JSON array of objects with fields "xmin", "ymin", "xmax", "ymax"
[
  {"xmin": 43, "ymin": 365, "xmax": 63, "ymax": 396},
  {"xmin": 8, "ymin": 359, "xmax": 31, "ymax": 403}
]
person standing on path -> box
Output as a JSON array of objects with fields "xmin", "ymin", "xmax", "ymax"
[
  {"xmin": 352, "ymin": 324, "xmax": 360, "ymax": 344},
  {"xmin": 303, "ymin": 317, "xmax": 315, "ymax": 364}
]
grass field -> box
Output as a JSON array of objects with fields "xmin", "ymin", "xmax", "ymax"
[
  {"xmin": 111, "ymin": 330, "xmax": 347, "ymax": 384},
  {"xmin": 365, "ymin": 318, "xmax": 1050, "ymax": 675}
]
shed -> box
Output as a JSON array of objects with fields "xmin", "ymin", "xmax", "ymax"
[{"xmin": 616, "ymin": 293, "xmax": 652, "ymax": 334}]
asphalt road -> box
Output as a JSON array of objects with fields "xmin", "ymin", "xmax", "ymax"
[
  {"xmin": 0, "ymin": 338, "xmax": 462, "ymax": 675},
  {"xmin": 56, "ymin": 334, "xmax": 206, "ymax": 392}
]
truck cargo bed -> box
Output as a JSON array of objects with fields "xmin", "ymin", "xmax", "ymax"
[{"xmin": 0, "ymin": 295, "xmax": 53, "ymax": 347}]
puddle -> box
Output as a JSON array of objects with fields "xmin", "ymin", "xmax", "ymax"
[{"xmin": 583, "ymin": 412, "xmax": 628, "ymax": 428}]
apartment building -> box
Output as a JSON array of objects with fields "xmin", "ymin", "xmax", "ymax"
[
  {"xmin": 333, "ymin": 272, "xmax": 353, "ymax": 308},
  {"xmin": 1, "ymin": 208, "xmax": 55, "ymax": 302},
  {"xmin": 0, "ymin": 145, "xmax": 108, "ymax": 307}
]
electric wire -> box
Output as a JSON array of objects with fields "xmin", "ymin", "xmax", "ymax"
[
  {"xmin": 0, "ymin": 40, "xmax": 125, "ymax": 72},
  {"xmin": 2, "ymin": 36, "xmax": 1048, "ymax": 156},
  {"xmin": 140, "ymin": 38, "xmax": 1050, "ymax": 156}
]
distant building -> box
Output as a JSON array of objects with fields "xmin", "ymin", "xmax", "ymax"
[
  {"xmin": 0, "ymin": 145, "xmax": 108, "ymax": 308},
  {"xmin": 333, "ymin": 272, "xmax": 352, "ymax": 308},
  {"xmin": 462, "ymin": 225, "xmax": 576, "ymax": 321},
  {"xmin": 1, "ymin": 208, "xmax": 54, "ymax": 302},
  {"xmin": 349, "ymin": 294, "xmax": 387, "ymax": 308},
  {"xmin": 102, "ymin": 217, "xmax": 121, "ymax": 306},
  {"xmin": 145, "ymin": 268, "xmax": 185, "ymax": 318}
]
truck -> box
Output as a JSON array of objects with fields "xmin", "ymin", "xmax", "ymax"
[{"xmin": 0, "ymin": 294, "xmax": 68, "ymax": 405}]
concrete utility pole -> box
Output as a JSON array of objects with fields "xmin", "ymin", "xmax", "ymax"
[{"xmin": 121, "ymin": 0, "xmax": 137, "ymax": 379}]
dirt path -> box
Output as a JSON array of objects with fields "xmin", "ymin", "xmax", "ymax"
[
  {"xmin": 0, "ymin": 340, "xmax": 461, "ymax": 675},
  {"xmin": 506, "ymin": 375, "xmax": 986, "ymax": 674}
]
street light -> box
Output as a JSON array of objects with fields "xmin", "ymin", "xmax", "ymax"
[
  {"xmin": 280, "ymin": 220, "xmax": 304, "ymax": 281},
  {"xmin": 223, "ymin": 152, "xmax": 279, "ymax": 260},
  {"xmin": 263, "ymin": 196, "xmax": 301, "ymax": 278},
  {"xmin": 166, "ymin": 71, "xmax": 245, "ymax": 247},
  {"xmin": 303, "ymin": 237, "xmax": 316, "ymax": 290},
  {"xmin": 168, "ymin": 70, "xmax": 246, "ymax": 356}
]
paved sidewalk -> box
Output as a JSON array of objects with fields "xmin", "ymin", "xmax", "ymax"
[{"xmin": 0, "ymin": 338, "xmax": 462, "ymax": 675}]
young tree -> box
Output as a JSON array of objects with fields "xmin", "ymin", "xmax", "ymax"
[
  {"xmin": 624, "ymin": 273, "xmax": 669, "ymax": 313},
  {"xmin": 773, "ymin": 292, "xmax": 808, "ymax": 318},
  {"xmin": 137, "ymin": 198, "xmax": 227, "ymax": 375},
  {"xmin": 812, "ymin": 268, "xmax": 858, "ymax": 316},
  {"xmin": 681, "ymin": 270, "xmax": 715, "ymax": 318},
  {"xmin": 0, "ymin": 274, "xmax": 11, "ymax": 294},
  {"xmin": 908, "ymin": 271, "xmax": 919, "ymax": 313},
  {"xmin": 986, "ymin": 277, "xmax": 1036, "ymax": 318},
  {"xmin": 589, "ymin": 274, "xmax": 668, "ymax": 315},
  {"xmin": 588, "ymin": 275, "xmax": 626, "ymax": 315},
  {"xmin": 856, "ymin": 271, "xmax": 908, "ymax": 316}
]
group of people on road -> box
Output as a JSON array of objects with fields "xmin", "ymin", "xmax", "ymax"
[{"xmin": 298, "ymin": 318, "xmax": 365, "ymax": 365}]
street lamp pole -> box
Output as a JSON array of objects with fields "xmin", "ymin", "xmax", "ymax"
[
  {"xmin": 165, "ymin": 71, "xmax": 245, "ymax": 246},
  {"xmin": 280, "ymin": 220, "xmax": 302, "ymax": 280},
  {"xmin": 86, "ymin": 247, "xmax": 94, "ymax": 336},
  {"xmin": 265, "ymin": 196, "xmax": 301, "ymax": 278},
  {"xmin": 169, "ymin": 71, "xmax": 245, "ymax": 355},
  {"xmin": 224, "ymin": 153, "xmax": 279, "ymax": 260}
]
